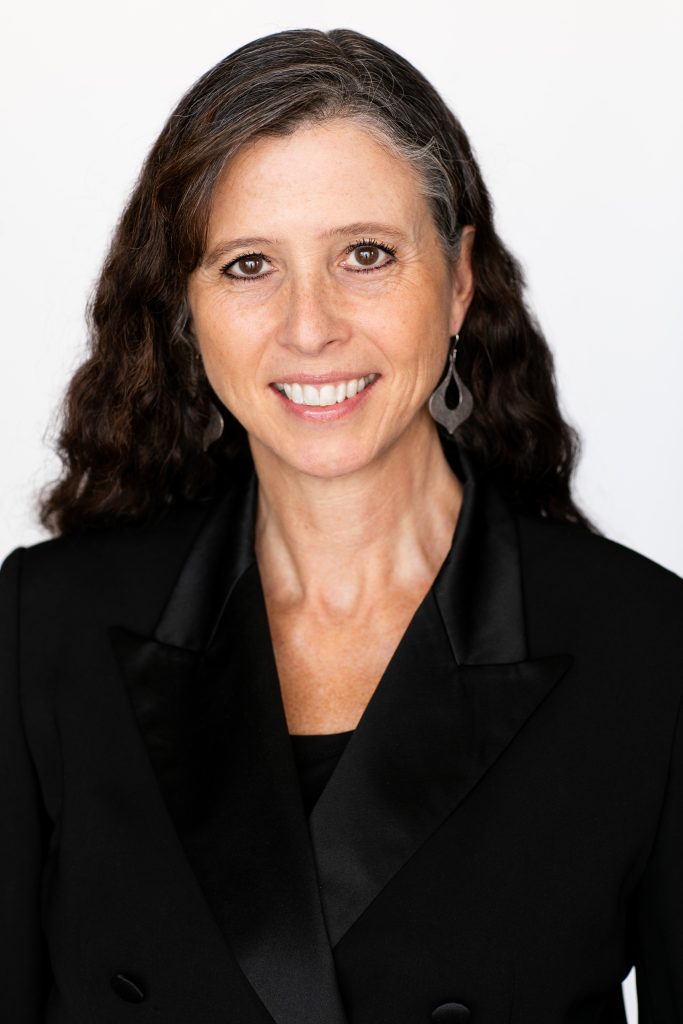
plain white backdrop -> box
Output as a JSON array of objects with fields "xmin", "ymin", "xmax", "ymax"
[{"xmin": 2, "ymin": 1, "xmax": 682, "ymax": 1016}]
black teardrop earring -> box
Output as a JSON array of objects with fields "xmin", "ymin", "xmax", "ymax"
[{"xmin": 428, "ymin": 334, "xmax": 473, "ymax": 435}]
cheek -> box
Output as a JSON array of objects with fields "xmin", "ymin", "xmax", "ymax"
[
  {"xmin": 191, "ymin": 305, "xmax": 244, "ymax": 386},
  {"xmin": 382, "ymin": 305, "xmax": 450, "ymax": 377},
  {"xmin": 202, "ymin": 349, "xmax": 251, "ymax": 412},
  {"xmin": 192, "ymin": 331, "xmax": 243, "ymax": 413},
  {"xmin": 380, "ymin": 276, "xmax": 453, "ymax": 347}
]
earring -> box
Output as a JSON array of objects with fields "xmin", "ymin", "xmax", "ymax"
[
  {"xmin": 428, "ymin": 333, "xmax": 473, "ymax": 435},
  {"xmin": 202, "ymin": 402, "xmax": 224, "ymax": 451}
]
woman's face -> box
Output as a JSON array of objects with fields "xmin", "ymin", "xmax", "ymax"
[{"xmin": 187, "ymin": 119, "xmax": 474, "ymax": 480}]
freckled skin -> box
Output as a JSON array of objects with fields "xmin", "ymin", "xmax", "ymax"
[
  {"xmin": 186, "ymin": 119, "xmax": 476, "ymax": 733},
  {"xmin": 187, "ymin": 118, "xmax": 475, "ymax": 482}
]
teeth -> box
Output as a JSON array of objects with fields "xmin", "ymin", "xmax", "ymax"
[
  {"xmin": 319, "ymin": 384, "xmax": 337, "ymax": 406},
  {"xmin": 302, "ymin": 384, "xmax": 320, "ymax": 406},
  {"xmin": 274, "ymin": 374, "xmax": 377, "ymax": 406}
]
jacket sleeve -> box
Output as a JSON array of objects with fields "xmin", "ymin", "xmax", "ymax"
[
  {"xmin": 633, "ymin": 679, "xmax": 683, "ymax": 1021},
  {"xmin": 0, "ymin": 547, "xmax": 51, "ymax": 1020}
]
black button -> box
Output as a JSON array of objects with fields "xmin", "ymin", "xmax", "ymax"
[
  {"xmin": 111, "ymin": 973, "xmax": 146, "ymax": 1003},
  {"xmin": 431, "ymin": 1002, "xmax": 471, "ymax": 1023}
]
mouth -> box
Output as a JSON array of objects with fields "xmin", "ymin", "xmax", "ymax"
[{"xmin": 272, "ymin": 373, "xmax": 379, "ymax": 407}]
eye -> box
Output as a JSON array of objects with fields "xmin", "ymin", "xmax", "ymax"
[
  {"xmin": 220, "ymin": 252, "xmax": 272, "ymax": 282},
  {"xmin": 343, "ymin": 238, "xmax": 397, "ymax": 274}
]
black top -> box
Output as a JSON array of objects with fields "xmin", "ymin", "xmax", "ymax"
[{"xmin": 289, "ymin": 730, "xmax": 355, "ymax": 815}]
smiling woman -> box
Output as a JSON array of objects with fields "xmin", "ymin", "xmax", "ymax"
[
  {"xmin": 1, "ymin": 26, "xmax": 682, "ymax": 1024},
  {"xmin": 187, "ymin": 121, "xmax": 475, "ymax": 485}
]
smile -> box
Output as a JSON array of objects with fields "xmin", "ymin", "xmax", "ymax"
[{"xmin": 273, "ymin": 374, "xmax": 379, "ymax": 406}]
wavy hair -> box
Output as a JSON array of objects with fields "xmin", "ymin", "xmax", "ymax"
[{"xmin": 40, "ymin": 27, "xmax": 599, "ymax": 535}]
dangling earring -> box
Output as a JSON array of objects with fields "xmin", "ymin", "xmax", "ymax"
[
  {"xmin": 192, "ymin": 347, "xmax": 224, "ymax": 451},
  {"xmin": 428, "ymin": 333, "xmax": 473, "ymax": 435},
  {"xmin": 202, "ymin": 402, "xmax": 224, "ymax": 451}
]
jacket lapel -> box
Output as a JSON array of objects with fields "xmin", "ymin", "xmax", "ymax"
[
  {"xmin": 109, "ymin": 437, "xmax": 574, "ymax": 1022},
  {"xmin": 109, "ymin": 469, "xmax": 348, "ymax": 1024},
  {"xmin": 309, "ymin": 442, "xmax": 573, "ymax": 945},
  {"xmin": 309, "ymin": 608, "xmax": 573, "ymax": 946}
]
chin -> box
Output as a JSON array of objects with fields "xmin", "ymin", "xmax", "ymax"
[{"xmin": 255, "ymin": 435, "xmax": 380, "ymax": 481}]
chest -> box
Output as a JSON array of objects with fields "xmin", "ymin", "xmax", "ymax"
[{"xmin": 264, "ymin": 595, "xmax": 425, "ymax": 735}]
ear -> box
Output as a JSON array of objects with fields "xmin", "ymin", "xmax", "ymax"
[{"xmin": 448, "ymin": 225, "xmax": 476, "ymax": 336}]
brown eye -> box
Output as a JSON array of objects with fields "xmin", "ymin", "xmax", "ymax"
[
  {"xmin": 345, "ymin": 240, "xmax": 396, "ymax": 273},
  {"xmin": 354, "ymin": 245, "xmax": 381, "ymax": 266},
  {"xmin": 221, "ymin": 253, "xmax": 271, "ymax": 282},
  {"xmin": 236, "ymin": 255, "xmax": 264, "ymax": 275}
]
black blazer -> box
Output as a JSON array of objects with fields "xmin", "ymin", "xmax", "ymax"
[{"xmin": 2, "ymin": 439, "xmax": 682, "ymax": 1024}]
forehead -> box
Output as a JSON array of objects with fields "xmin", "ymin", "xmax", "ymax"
[{"xmin": 206, "ymin": 119, "xmax": 433, "ymax": 241}]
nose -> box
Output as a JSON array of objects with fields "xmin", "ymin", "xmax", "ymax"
[{"xmin": 278, "ymin": 270, "xmax": 350, "ymax": 356}]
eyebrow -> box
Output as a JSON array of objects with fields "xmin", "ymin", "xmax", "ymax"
[{"xmin": 202, "ymin": 222, "xmax": 411, "ymax": 268}]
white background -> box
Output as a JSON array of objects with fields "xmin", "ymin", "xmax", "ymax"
[{"xmin": 2, "ymin": 1, "xmax": 682, "ymax": 1016}]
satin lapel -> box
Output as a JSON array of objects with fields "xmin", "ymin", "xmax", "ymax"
[
  {"xmin": 109, "ymin": 435, "xmax": 574, "ymax": 1007},
  {"xmin": 109, "ymin": 472, "xmax": 348, "ymax": 1024},
  {"xmin": 308, "ymin": 439, "xmax": 575, "ymax": 946}
]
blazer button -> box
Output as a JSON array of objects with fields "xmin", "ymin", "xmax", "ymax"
[
  {"xmin": 431, "ymin": 1003, "xmax": 471, "ymax": 1023},
  {"xmin": 111, "ymin": 973, "xmax": 146, "ymax": 1003}
]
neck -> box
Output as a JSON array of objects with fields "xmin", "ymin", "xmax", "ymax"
[{"xmin": 250, "ymin": 417, "xmax": 464, "ymax": 616}]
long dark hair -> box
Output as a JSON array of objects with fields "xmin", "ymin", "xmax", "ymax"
[{"xmin": 39, "ymin": 27, "xmax": 599, "ymax": 535}]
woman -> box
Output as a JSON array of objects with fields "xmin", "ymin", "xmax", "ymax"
[{"xmin": 1, "ymin": 27, "xmax": 681, "ymax": 1024}]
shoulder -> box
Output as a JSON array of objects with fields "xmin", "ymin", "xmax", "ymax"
[
  {"xmin": 516, "ymin": 510, "xmax": 683, "ymax": 597},
  {"xmin": 515, "ymin": 511, "xmax": 683, "ymax": 661},
  {"xmin": 1, "ymin": 497, "xmax": 220, "ymax": 634}
]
